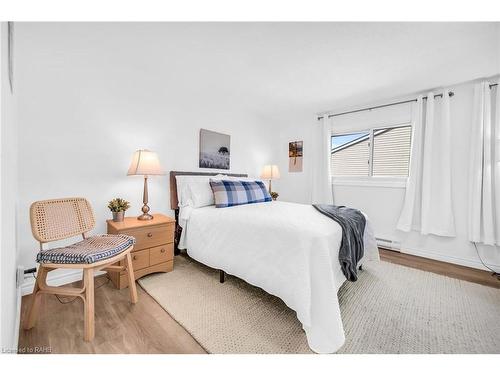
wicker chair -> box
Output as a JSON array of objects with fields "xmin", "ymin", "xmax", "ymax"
[{"xmin": 24, "ymin": 197, "xmax": 138, "ymax": 341}]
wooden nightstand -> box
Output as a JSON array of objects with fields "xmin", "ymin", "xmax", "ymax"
[{"xmin": 106, "ymin": 213, "xmax": 175, "ymax": 289}]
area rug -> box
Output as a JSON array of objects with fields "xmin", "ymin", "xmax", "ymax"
[{"xmin": 138, "ymin": 254, "xmax": 500, "ymax": 354}]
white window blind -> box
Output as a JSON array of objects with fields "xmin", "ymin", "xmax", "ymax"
[
  {"xmin": 331, "ymin": 125, "xmax": 412, "ymax": 178},
  {"xmin": 331, "ymin": 132, "xmax": 370, "ymax": 176},
  {"xmin": 372, "ymin": 126, "xmax": 412, "ymax": 177}
]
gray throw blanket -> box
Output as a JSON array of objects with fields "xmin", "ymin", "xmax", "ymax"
[{"xmin": 313, "ymin": 204, "xmax": 366, "ymax": 282}]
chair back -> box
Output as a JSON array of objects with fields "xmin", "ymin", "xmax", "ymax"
[{"xmin": 30, "ymin": 197, "xmax": 96, "ymax": 243}]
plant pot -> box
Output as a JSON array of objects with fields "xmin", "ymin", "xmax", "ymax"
[{"xmin": 112, "ymin": 211, "xmax": 125, "ymax": 222}]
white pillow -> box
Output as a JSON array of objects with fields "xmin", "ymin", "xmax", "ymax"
[
  {"xmin": 188, "ymin": 181, "xmax": 215, "ymax": 208},
  {"xmin": 175, "ymin": 174, "xmax": 226, "ymax": 208}
]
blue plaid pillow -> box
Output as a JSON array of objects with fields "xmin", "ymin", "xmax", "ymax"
[{"xmin": 209, "ymin": 179, "xmax": 272, "ymax": 208}]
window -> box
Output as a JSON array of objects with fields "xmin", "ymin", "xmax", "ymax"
[
  {"xmin": 331, "ymin": 131, "xmax": 370, "ymax": 176},
  {"xmin": 331, "ymin": 125, "xmax": 412, "ymax": 178},
  {"xmin": 372, "ymin": 126, "xmax": 412, "ymax": 176}
]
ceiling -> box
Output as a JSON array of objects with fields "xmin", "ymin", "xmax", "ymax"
[
  {"xmin": 176, "ymin": 22, "xmax": 500, "ymax": 116},
  {"xmin": 16, "ymin": 22, "xmax": 500, "ymax": 117}
]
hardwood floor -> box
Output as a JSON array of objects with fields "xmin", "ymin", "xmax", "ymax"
[
  {"xmin": 18, "ymin": 249, "xmax": 499, "ymax": 354},
  {"xmin": 18, "ymin": 275, "xmax": 206, "ymax": 354},
  {"xmin": 379, "ymin": 249, "xmax": 500, "ymax": 289}
]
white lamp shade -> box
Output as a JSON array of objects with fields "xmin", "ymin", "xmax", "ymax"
[
  {"xmin": 127, "ymin": 149, "xmax": 165, "ymax": 176},
  {"xmin": 260, "ymin": 165, "xmax": 280, "ymax": 180}
]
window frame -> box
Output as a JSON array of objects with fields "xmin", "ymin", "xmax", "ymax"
[{"xmin": 331, "ymin": 121, "xmax": 412, "ymax": 188}]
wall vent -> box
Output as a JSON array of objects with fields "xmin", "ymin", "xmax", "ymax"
[{"xmin": 376, "ymin": 237, "xmax": 401, "ymax": 251}]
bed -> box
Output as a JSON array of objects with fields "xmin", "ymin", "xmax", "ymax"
[{"xmin": 169, "ymin": 171, "xmax": 379, "ymax": 353}]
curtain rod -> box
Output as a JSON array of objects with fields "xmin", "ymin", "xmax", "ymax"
[{"xmin": 317, "ymin": 91, "xmax": 454, "ymax": 121}]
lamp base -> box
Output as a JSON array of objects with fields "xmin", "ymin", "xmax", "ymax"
[{"xmin": 138, "ymin": 202, "xmax": 153, "ymax": 220}]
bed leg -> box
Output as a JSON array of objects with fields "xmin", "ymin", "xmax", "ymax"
[
  {"xmin": 359, "ymin": 264, "xmax": 363, "ymax": 271},
  {"xmin": 219, "ymin": 270, "xmax": 226, "ymax": 283}
]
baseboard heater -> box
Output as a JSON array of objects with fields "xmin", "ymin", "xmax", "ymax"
[{"xmin": 376, "ymin": 237, "xmax": 401, "ymax": 251}]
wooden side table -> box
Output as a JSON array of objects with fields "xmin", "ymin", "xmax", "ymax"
[{"xmin": 106, "ymin": 213, "xmax": 175, "ymax": 289}]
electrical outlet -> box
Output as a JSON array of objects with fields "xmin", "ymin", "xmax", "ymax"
[
  {"xmin": 16, "ymin": 266, "xmax": 24, "ymax": 288},
  {"xmin": 24, "ymin": 267, "xmax": 36, "ymax": 274}
]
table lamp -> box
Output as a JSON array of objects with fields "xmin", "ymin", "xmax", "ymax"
[
  {"xmin": 260, "ymin": 165, "xmax": 280, "ymax": 194},
  {"xmin": 127, "ymin": 149, "xmax": 165, "ymax": 220}
]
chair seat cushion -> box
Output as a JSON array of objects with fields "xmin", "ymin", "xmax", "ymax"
[{"xmin": 36, "ymin": 234, "xmax": 135, "ymax": 264}]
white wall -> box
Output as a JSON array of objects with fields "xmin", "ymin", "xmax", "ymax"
[
  {"xmin": 273, "ymin": 79, "xmax": 500, "ymax": 270},
  {"xmin": 272, "ymin": 112, "xmax": 316, "ymax": 204},
  {"xmin": 15, "ymin": 23, "xmax": 276, "ymax": 287},
  {"xmin": 1, "ymin": 22, "xmax": 20, "ymax": 351}
]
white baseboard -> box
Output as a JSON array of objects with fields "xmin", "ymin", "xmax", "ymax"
[
  {"xmin": 21, "ymin": 269, "xmax": 105, "ymax": 296},
  {"xmin": 400, "ymin": 246, "xmax": 500, "ymax": 271},
  {"xmin": 13, "ymin": 284, "xmax": 22, "ymax": 350}
]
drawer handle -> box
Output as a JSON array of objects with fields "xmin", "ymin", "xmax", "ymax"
[
  {"xmin": 147, "ymin": 232, "xmax": 153, "ymax": 238},
  {"xmin": 160, "ymin": 248, "xmax": 165, "ymax": 253},
  {"xmin": 133, "ymin": 255, "xmax": 137, "ymax": 261}
]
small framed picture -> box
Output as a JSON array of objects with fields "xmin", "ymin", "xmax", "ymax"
[{"xmin": 289, "ymin": 141, "xmax": 303, "ymax": 172}]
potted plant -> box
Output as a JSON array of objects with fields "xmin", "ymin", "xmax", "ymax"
[
  {"xmin": 270, "ymin": 191, "xmax": 279, "ymax": 201},
  {"xmin": 108, "ymin": 198, "xmax": 130, "ymax": 222}
]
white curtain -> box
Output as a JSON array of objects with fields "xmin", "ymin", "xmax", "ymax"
[
  {"xmin": 397, "ymin": 97, "xmax": 424, "ymax": 231},
  {"xmin": 397, "ymin": 90, "xmax": 456, "ymax": 236},
  {"xmin": 468, "ymin": 81, "xmax": 500, "ymax": 245},
  {"xmin": 311, "ymin": 116, "xmax": 333, "ymax": 204}
]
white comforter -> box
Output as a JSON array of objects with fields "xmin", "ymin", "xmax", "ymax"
[{"xmin": 178, "ymin": 200, "xmax": 379, "ymax": 353}]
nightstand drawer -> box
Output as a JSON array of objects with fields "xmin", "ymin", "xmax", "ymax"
[
  {"xmin": 127, "ymin": 223, "xmax": 174, "ymax": 250},
  {"xmin": 150, "ymin": 243, "xmax": 174, "ymax": 265},
  {"xmin": 129, "ymin": 248, "xmax": 149, "ymax": 271}
]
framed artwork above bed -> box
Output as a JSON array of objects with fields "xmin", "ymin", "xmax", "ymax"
[{"xmin": 199, "ymin": 129, "xmax": 230, "ymax": 170}]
